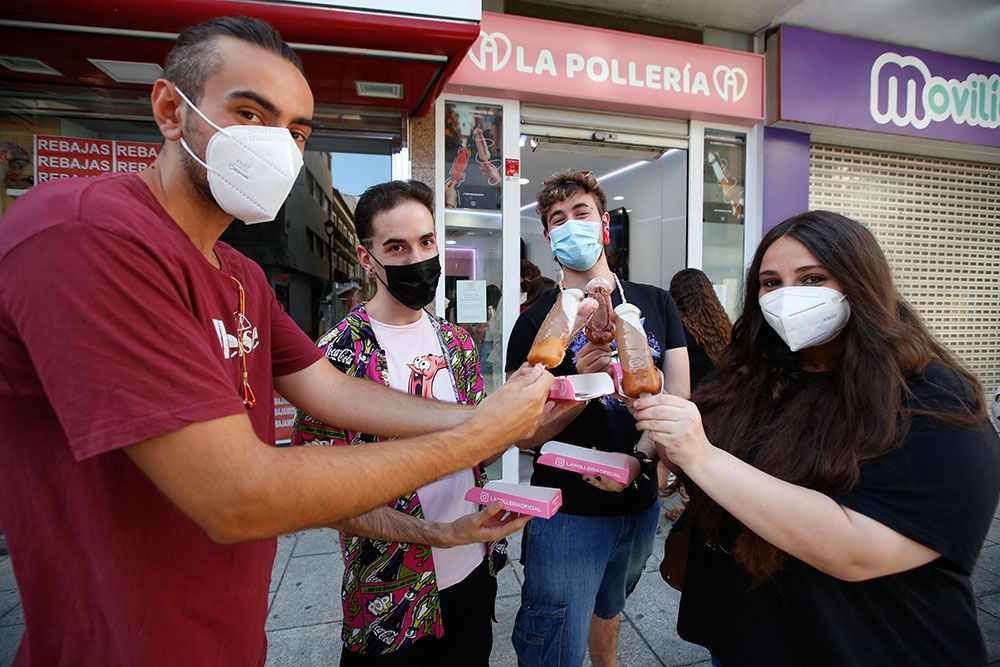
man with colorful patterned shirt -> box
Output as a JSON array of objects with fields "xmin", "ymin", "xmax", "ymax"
[{"xmin": 293, "ymin": 180, "xmax": 528, "ymax": 665}]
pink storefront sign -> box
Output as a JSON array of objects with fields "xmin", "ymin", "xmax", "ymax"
[{"xmin": 447, "ymin": 12, "xmax": 764, "ymax": 123}]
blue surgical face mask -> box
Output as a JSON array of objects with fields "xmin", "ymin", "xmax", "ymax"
[{"xmin": 548, "ymin": 220, "xmax": 604, "ymax": 271}]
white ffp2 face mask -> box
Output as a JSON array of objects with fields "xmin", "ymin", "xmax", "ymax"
[
  {"xmin": 175, "ymin": 87, "xmax": 303, "ymax": 224},
  {"xmin": 759, "ymin": 286, "xmax": 850, "ymax": 352}
]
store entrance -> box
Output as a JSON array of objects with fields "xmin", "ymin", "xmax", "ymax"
[{"xmin": 519, "ymin": 141, "xmax": 688, "ymax": 292}]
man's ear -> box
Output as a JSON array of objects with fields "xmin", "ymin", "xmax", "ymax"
[
  {"xmin": 357, "ymin": 245, "xmax": 375, "ymax": 276},
  {"xmin": 150, "ymin": 80, "xmax": 185, "ymax": 142},
  {"xmin": 602, "ymin": 211, "xmax": 611, "ymax": 245}
]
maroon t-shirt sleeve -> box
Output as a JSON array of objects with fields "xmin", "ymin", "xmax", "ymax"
[
  {"xmin": 269, "ymin": 293, "xmax": 324, "ymax": 377},
  {"xmin": 4, "ymin": 225, "xmax": 246, "ymax": 461}
]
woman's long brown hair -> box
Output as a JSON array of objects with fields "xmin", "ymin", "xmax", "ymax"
[
  {"xmin": 670, "ymin": 268, "xmax": 732, "ymax": 364},
  {"xmin": 688, "ymin": 211, "xmax": 985, "ymax": 582}
]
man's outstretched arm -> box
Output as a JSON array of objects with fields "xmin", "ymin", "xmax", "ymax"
[
  {"xmin": 276, "ymin": 358, "xmax": 475, "ymax": 438},
  {"xmin": 126, "ymin": 366, "xmax": 553, "ymax": 543},
  {"xmin": 331, "ymin": 502, "xmax": 530, "ymax": 549}
]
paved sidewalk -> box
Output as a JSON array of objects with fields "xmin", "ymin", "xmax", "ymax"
[{"xmin": 2, "ymin": 492, "xmax": 1000, "ymax": 665}]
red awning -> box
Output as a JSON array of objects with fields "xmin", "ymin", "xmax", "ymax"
[{"xmin": 0, "ymin": 0, "xmax": 481, "ymax": 116}]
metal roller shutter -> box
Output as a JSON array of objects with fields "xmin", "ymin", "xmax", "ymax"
[{"xmin": 809, "ymin": 144, "xmax": 1000, "ymax": 392}]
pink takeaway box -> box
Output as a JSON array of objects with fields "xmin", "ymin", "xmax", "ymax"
[
  {"xmin": 548, "ymin": 372, "xmax": 617, "ymax": 401},
  {"xmin": 538, "ymin": 441, "xmax": 632, "ymax": 485},
  {"xmin": 464, "ymin": 482, "xmax": 563, "ymax": 519}
]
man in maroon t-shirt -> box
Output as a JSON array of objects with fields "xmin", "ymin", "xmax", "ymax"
[{"xmin": 0, "ymin": 17, "xmax": 554, "ymax": 666}]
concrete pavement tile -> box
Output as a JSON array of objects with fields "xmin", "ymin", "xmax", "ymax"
[
  {"xmin": 987, "ymin": 519, "xmax": 1000, "ymax": 545},
  {"xmin": 270, "ymin": 533, "xmax": 297, "ymax": 594},
  {"xmin": 980, "ymin": 592, "xmax": 1000, "ymax": 619},
  {"xmin": 0, "ymin": 557, "xmax": 16, "ymax": 592},
  {"xmin": 0, "ymin": 590, "xmax": 19, "ymax": 622},
  {"xmin": 981, "ymin": 545, "xmax": 1000, "ymax": 576},
  {"xmin": 623, "ymin": 571, "xmax": 710, "ymax": 667},
  {"xmin": 506, "ymin": 526, "xmax": 524, "ymax": 560},
  {"xmin": 975, "ymin": 566, "xmax": 1000, "ymax": 597},
  {"xmin": 265, "ymin": 621, "xmax": 341, "ymax": 666},
  {"xmin": 981, "ymin": 608, "xmax": 1000, "ymax": 664},
  {"xmin": 490, "ymin": 589, "xmax": 520, "ymax": 666},
  {"xmin": 497, "ymin": 562, "xmax": 521, "ymax": 600},
  {"xmin": 293, "ymin": 528, "xmax": 342, "ymax": 558},
  {"xmin": 0, "ymin": 624, "xmax": 23, "ymax": 665},
  {"xmin": 645, "ymin": 516, "xmax": 672, "ymax": 575},
  {"xmin": 0, "ymin": 602, "xmax": 23, "ymax": 628},
  {"xmin": 267, "ymin": 553, "xmax": 345, "ymax": 631}
]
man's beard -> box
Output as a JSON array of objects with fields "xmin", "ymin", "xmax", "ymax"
[{"xmin": 179, "ymin": 118, "xmax": 216, "ymax": 206}]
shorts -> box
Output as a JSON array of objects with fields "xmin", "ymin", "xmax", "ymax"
[{"xmin": 512, "ymin": 499, "xmax": 659, "ymax": 667}]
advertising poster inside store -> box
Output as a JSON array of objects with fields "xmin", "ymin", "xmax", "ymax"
[
  {"xmin": 444, "ymin": 101, "xmax": 503, "ymax": 210},
  {"xmin": 703, "ymin": 130, "xmax": 746, "ymax": 225},
  {"xmin": 2, "ymin": 135, "xmax": 162, "ymax": 218}
]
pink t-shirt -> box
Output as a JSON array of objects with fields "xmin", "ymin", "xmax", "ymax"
[{"xmin": 0, "ymin": 173, "xmax": 323, "ymax": 666}]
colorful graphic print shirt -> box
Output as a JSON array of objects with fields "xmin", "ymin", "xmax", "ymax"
[{"xmin": 291, "ymin": 305, "xmax": 507, "ymax": 655}]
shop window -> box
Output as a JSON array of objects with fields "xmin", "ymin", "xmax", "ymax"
[
  {"xmin": 701, "ymin": 129, "xmax": 747, "ymax": 318},
  {"xmin": 442, "ymin": 100, "xmax": 506, "ymax": 394}
]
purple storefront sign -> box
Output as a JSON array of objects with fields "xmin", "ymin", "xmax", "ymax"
[{"xmin": 777, "ymin": 26, "xmax": 1000, "ymax": 148}]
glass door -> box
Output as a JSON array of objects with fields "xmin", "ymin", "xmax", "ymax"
[{"xmin": 436, "ymin": 95, "xmax": 521, "ymax": 481}]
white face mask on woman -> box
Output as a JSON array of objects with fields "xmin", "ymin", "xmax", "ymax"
[
  {"xmin": 175, "ymin": 87, "xmax": 303, "ymax": 224},
  {"xmin": 759, "ymin": 285, "xmax": 851, "ymax": 352}
]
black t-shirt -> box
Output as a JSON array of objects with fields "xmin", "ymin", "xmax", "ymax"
[
  {"xmin": 505, "ymin": 280, "xmax": 687, "ymax": 515},
  {"xmin": 678, "ymin": 363, "xmax": 1000, "ymax": 666},
  {"xmin": 683, "ymin": 326, "xmax": 715, "ymax": 390}
]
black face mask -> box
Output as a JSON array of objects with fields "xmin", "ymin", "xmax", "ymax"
[{"xmin": 371, "ymin": 254, "xmax": 441, "ymax": 311}]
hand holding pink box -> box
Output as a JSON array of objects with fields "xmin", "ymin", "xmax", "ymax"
[
  {"xmin": 464, "ymin": 482, "xmax": 563, "ymax": 519},
  {"xmin": 537, "ymin": 441, "xmax": 632, "ymax": 485}
]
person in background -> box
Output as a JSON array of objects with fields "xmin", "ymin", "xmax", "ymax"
[
  {"xmin": 669, "ymin": 268, "xmax": 732, "ymax": 391},
  {"xmin": 521, "ymin": 276, "xmax": 557, "ymax": 312},
  {"xmin": 293, "ymin": 181, "xmax": 525, "ymax": 665},
  {"xmin": 0, "ymin": 17, "xmax": 552, "ymax": 665},
  {"xmin": 507, "ymin": 169, "xmax": 690, "ymax": 667},
  {"xmin": 482, "ymin": 283, "xmax": 504, "ymax": 391},
  {"xmin": 634, "ymin": 210, "xmax": 1000, "ymax": 666},
  {"xmin": 520, "ymin": 259, "xmax": 541, "ymax": 310},
  {"xmin": 664, "ymin": 269, "xmax": 732, "ymax": 517}
]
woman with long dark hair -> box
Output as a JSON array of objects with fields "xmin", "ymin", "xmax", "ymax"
[
  {"xmin": 633, "ymin": 211, "xmax": 1000, "ymax": 666},
  {"xmin": 669, "ymin": 268, "xmax": 731, "ymax": 390}
]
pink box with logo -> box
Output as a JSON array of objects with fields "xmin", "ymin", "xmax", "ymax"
[
  {"xmin": 464, "ymin": 481, "xmax": 562, "ymax": 519},
  {"xmin": 537, "ymin": 441, "xmax": 632, "ymax": 485},
  {"xmin": 548, "ymin": 372, "xmax": 616, "ymax": 401}
]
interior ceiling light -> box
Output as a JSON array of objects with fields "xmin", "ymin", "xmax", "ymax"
[
  {"xmin": 613, "ymin": 195, "xmax": 625, "ymax": 201},
  {"xmin": 529, "ymin": 137, "xmax": 538, "ymax": 151},
  {"xmin": 89, "ymin": 59, "xmax": 163, "ymax": 84},
  {"xmin": 519, "ymin": 178, "xmax": 530, "ymax": 185},
  {"xmin": 445, "ymin": 239, "xmax": 457, "ymax": 245},
  {"xmin": 355, "ymin": 81, "xmax": 403, "ymax": 99},
  {"xmin": 0, "ymin": 56, "xmax": 62, "ymax": 76}
]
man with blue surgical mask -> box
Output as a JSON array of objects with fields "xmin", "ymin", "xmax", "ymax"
[
  {"xmin": 0, "ymin": 17, "xmax": 553, "ymax": 665},
  {"xmin": 505, "ymin": 169, "xmax": 690, "ymax": 667}
]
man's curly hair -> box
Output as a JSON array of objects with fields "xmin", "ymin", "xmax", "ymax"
[{"xmin": 535, "ymin": 169, "xmax": 607, "ymax": 229}]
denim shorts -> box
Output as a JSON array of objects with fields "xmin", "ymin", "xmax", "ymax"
[{"xmin": 512, "ymin": 499, "xmax": 660, "ymax": 667}]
